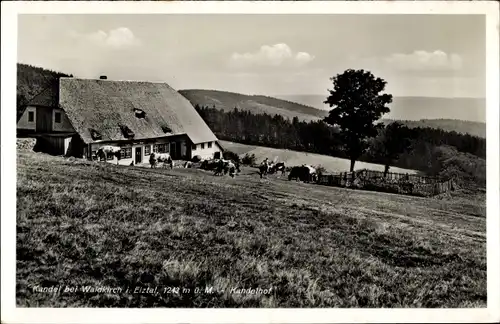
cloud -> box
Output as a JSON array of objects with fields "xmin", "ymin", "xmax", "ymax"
[
  {"xmin": 229, "ymin": 43, "xmax": 315, "ymax": 69},
  {"xmin": 68, "ymin": 27, "xmax": 141, "ymax": 49},
  {"xmin": 384, "ymin": 50, "xmax": 463, "ymax": 72}
]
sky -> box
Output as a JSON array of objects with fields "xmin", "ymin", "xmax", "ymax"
[{"xmin": 18, "ymin": 14, "xmax": 486, "ymax": 98}]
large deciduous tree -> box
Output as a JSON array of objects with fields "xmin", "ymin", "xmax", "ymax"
[
  {"xmin": 324, "ymin": 69, "xmax": 393, "ymax": 172},
  {"xmin": 371, "ymin": 121, "xmax": 415, "ymax": 177}
]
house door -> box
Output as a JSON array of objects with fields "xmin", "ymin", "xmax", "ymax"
[
  {"xmin": 170, "ymin": 142, "xmax": 177, "ymax": 159},
  {"xmin": 135, "ymin": 147, "xmax": 142, "ymax": 164},
  {"xmin": 36, "ymin": 107, "xmax": 53, "ymax": 133}
]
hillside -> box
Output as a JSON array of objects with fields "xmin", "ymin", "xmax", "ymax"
[
  {"xmin": 16, "ymin": 64, "xmax": 485, "ymax": 138},
  {"xmin": 17, "ymin": 63, "xmax": 485, "ymax": 138},
  {"xmin": 179, "ymin": 89, "xmax": 328, "ymax": 122},
  {"xmin": 179, "ymin": 89, "xmax": 485, "ymax": 138},
  {"xmin": 277, "ymin": 94, "xmax": 486, "ymax": 138},
  {"xmin": 16, "ymin": 151, "xmax": 486, "ymax": 307},
  {"xmin": 17, "ymin": 63, "xmax": 72, "ymax": 121},
  {"xmin": 220, "ymin": 140, "xmax": 418, "ymax": 175}
]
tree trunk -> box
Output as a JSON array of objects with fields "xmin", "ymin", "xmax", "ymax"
[
  {"xmin": 349, "ymin": 159, "xmax": 355, "ymax": 172},
  {"xmin": 384, "ymin": 164, "xmax": 390, "ymax": 178}
]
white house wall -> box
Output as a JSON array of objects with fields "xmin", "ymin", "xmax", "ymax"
[
  {"xmin": 90, "ymin": 137, "xmax": 190, "ymax": 166},
  {"xmin": 52, "ymin": 108, "xmax": 75, "ymax": 132},
  {"xmin": 191, "ymin": 141, "xmax": 223, "ymax": 160},
  {"xmin": 91, "ymin": 138, "xmax": 222, "ymax": 164},
  {"xmin": 17, "ymin": 106, "xmax": 37, "ymax": 130},
  {"xmin": 17, "ymin": 106, "xmax": 76, "ymax": 133},
  {"xmin": 90, "ymin": 143, "xmax": 144, "ymax": 166}
]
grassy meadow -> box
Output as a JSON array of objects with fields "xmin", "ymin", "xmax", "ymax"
[{"xmin": 16, "ymin": 151, "xmax": 486, "ymax": 307}]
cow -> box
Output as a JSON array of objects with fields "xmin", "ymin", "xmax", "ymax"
[
  {"xmin": 200, "ymin": 159, "xmax": 220, "ymax": 171},
  {"xmin": 214, "ymin": 159, "xmax": 230, "ymax": 176},
  {"xmin": 288, "ymin": 165, "xmax": 316, "ymax": 183},
  {"xmin": 213, "ymin": 159, "xmax": 240, "ymax": 177},
  {"xmin": 270, "ymin": 161, "xmax": 286, "ymax": 175},
  {"xmin": 288, "ymin": 166, "xmax": 308, "ymax": 182},
  {"xmin": 96, "ymin": 145, "xmax": 122, "ymax": 165},
  {"xmin": 303, "ymin": 164, "xmax": 318, "ymax": 182},
  {"xmin": 149, "ymin": 152, "xmax": 173, "ymax": 169}
]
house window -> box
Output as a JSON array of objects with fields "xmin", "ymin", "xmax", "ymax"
[
  {"xmin": 145, "ymin": 145, "xmax": 151, "ymax": 156},
  {"xmin": 28, "ymin": 111, "xmax": 34, "ymax": 122},
  {"xmin": 192, "ymin": 144, "xmax": 196, "ymax": 151},
  {"xmin": 120, "ymin": 147, "xmax": 132, "ymax": 159},
  {"xmin": 55, "ymin": 112, "xmax": 62, "ymax": 123},
  {"xmin": 154, "ymin": 143, "xmax": 169, "ymax": 153},
  {"xmin": 201, "ymin": 143, "xmax": 205, "ymax": 149},
  {"xmin": 208, "ymin": 142, "xmax": 212, "ymax": 148}
]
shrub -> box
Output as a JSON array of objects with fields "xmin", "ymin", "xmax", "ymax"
[
  {"xmin": 241, "ymin": 153, "xmax": 256, "ymax": 166},
  {"xmin": 429, "ymin": 145, "xmax": 486, "ymax": 188},
  {"xmin": 191, "ymin": 155, "xmax": 202, "ymax": 163},
  {"xmin": 223, "ymin": 150, "xmax": 240, "ymax": 163}
]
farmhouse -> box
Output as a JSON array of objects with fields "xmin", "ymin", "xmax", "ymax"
[{"xmin": 17, "ymin": 76, "xmax": 224, "ymax": 164}]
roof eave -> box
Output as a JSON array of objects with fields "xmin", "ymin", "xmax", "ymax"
[{"xmin": 87, "ymin": 132, "xmax": 192, "ymax": 145}]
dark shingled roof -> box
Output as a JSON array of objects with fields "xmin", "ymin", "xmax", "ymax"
[{"xmin": 59, "ymin": 78, "xmax": 219, "ymax": 145}]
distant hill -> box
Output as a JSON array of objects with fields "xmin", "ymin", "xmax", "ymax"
[
  {"xmin": 277, "ymin": 94, "xmax": 485, "ymax": 122},
  {"xmin": 276, "ymin": 95, "xmax": 486, "ymax": 138},
  {"xmin": 180, "ymin": 90, "xmax": 486, "ymax": 138},
  {"xmin": 276, "ymin": 94, "xmax": 486, "ymax": 121},
  {"xmin": 179, "ymin": 89, "xmax": 329, "ymax": 122},
  {"xmin": 380, "ymin": 119, "xmax": 486, "ymax": 138}
]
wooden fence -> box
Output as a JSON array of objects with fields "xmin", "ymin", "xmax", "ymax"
[
  {"xmin": 316, "ymin": 169, "xmax": 454, "ymax": 197},
  {"xmin": 355, "ymin": 169, "xmax": 442, "ymax": 184}
]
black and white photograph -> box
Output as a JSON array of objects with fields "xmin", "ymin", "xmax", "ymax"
[{"xmin": 1, "ymin": 1, "xmax": 499, "ymax": 323}]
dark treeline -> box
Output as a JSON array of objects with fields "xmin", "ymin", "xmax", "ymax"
[
  {"xmin": 17, "ymin": 63, "xmax": 73, "ymax": 121},
  {"xmin": 195, "ymin": 104, "xmax": 486, "ymax": 173},
  {"xmin": 196, "ymin": 105, "xmax": 342, "ymax": 156}
]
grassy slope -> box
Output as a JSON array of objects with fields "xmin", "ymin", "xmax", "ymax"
[
  {"xmin": 220, "ymin": 140, "xmax": 418, "ymax": 174},
  {"xmin": 179, "ymin": 89, "xmax": 328, "ymax": 122},
  {"xmin": 17, "ymin": 152, "xmax": 486, "ymax": 307}
]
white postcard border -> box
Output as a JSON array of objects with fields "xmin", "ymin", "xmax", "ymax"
[{"xmin": 1, "ymin": 1, "xmax": 499, "ymax": 323}]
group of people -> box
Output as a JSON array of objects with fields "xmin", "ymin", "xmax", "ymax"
[
  {"xmin": 258, "ymin": 158, "xmax": 286, "ymax": 178},
  {"xmin": 95, "ymin": 146, "xmax": 315, "ymax": 183}
]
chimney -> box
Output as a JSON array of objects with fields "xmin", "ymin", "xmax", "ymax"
[{"xmin": 99, "ymin": 75, "xmax": 107, "ymax": 80}]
